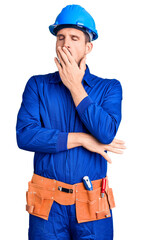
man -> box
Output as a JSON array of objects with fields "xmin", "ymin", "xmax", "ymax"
[{"xmin": 16, "ymin": 4, "xmax": 126, "ymax": 240}]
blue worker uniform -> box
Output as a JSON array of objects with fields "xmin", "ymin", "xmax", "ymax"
[{"xmin": 16, "ymin": 64, "xmax": 123, "ymax": 239}]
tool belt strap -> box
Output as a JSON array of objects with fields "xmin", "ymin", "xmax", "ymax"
[{"xmin": 26, "ymin": 174, "xmax": 115, "ymax": 223}]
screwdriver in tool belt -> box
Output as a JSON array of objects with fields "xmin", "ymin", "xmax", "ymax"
[{"xmin": 101, "ymin": 178, "xmax": 107, "ymax": 198}]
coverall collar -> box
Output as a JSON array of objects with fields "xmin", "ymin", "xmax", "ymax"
[{"xmin": 50, "ymin": 64, "xmax": 94, "ymax": 87}]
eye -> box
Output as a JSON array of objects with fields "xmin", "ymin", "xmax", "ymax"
[
  {"xmin": 72, "ymin": 37, "xmax": 78, "ymax": 41},
  {"xmin": 59, "ymin": 37, "xmax": 64, "ymax": 41},
  {"xmin": 57, "ymin": 35, "xmax": 64, "ymax": 41}
]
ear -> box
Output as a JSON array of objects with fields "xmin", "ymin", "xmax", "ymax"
[{"xmin": 85, "ymin": 42, "xmax": 93, "ymax": 55}]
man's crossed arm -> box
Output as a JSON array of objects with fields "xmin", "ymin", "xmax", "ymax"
[{"xmin": 67, "ymin": 132, "xmax": 126, "ymax": 164}]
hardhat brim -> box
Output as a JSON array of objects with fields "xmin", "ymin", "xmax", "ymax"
[{"xmin": 49, "ymin": 24, "xmax": 98, "ymax": 41}]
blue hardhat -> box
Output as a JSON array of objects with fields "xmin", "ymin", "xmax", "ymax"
[{"xmin": 49, "ymin": 4, "xmax": 98, "ymax": 41}]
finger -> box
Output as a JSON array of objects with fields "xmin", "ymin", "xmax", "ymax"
[
  {"xmin": 54, "ymin": 57, "xmax": 62, "ymax": 72},
  {"xmin": 112, "ymin": 138, "xmax": 125, "ymax": 144},
  {"xmin": 105, "ymin": 145, "xmax": 124, "ymax": 154},
  {"xmin": 101, "ymin": 151, "xmax": 112, "ymax": 164},
  {"xmin": 57, "ymin": 49, "xmax": 66, "ymax": 68},
  {"xmin": 107, "ymin": 142, "xmax": 127, "ymax": 149},
  {"xmin": 62, "ymin": 47, "xmax": 75, "ymax": 64},
  {"xmin": 58, "ymin": 47, "xmax": 70, "ymax": 65}
]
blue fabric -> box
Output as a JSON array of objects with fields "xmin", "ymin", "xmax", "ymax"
[
  {"xmin": 28, "ymin": 202, "xmax": 113, "ymax": 240},
  {"xmin": 16, "ymin": 64, "xmax": 122, "ymax": 239}
]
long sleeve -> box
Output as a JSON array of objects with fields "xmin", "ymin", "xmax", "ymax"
[
  {"xmin": 76, "ymin": 79, "xmax": 123, "ymax": 144},
  {"xmin": 16, "ymin": 76, "xmax": 68, "ymax": 153}
]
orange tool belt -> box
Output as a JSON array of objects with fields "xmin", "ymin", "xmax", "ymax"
[{"xmin": 26, "ymin": 174, "xmax": 115, "ymax": 223}]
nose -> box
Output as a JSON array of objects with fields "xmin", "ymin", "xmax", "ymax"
[{"xmin": 63, "ymin": 37, "xmax": 70, "ymax": 49}]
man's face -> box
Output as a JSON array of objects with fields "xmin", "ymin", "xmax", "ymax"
[{"xmin": 56, "ymin": 28, "xmax": 93, "ymax": 67}]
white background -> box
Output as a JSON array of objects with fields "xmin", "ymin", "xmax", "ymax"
[{"xmin": 0, "ymin": 0, "xmax": 141, "ymax": 239}]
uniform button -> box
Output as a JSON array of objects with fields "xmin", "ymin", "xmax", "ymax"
[
  {"xmin": 52, "ymin": 188, "xmax": 55, "ymax": 190},
  {"xmin": 76, "ymin": 190, "xmax": 78, "ymax": 192},
  {"xmin": 51, "ymin": 197, "xmax": 54, "ymax": 199}
]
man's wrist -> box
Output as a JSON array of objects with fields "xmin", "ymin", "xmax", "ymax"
[
  {"xmin": 70, "ymin": 84, "xmax": 88, "ymax": 107},
  {"xmin": 67, "ymin": 132, "xmax": 86, "ymax": 149}
]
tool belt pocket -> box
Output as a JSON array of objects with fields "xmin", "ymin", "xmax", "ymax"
[
  {"xmin": 75, "ymin": 187, "xmax": 115, "ymax": 223},
  {"xmin": 26, "ymin": 181, "xmax": 54, "ymax": 220}
]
